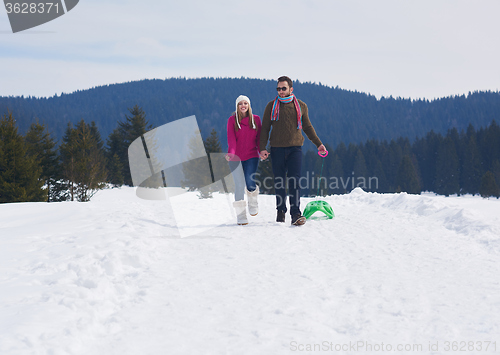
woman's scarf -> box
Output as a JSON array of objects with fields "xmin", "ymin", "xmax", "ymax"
[{"xmin": 270, "ymin": 94, "xmax": 302, "ymax": 129}]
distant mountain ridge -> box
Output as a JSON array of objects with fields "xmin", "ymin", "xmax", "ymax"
[{"xmin": 1, "ymin": 77, "xmax": 499, "ymax": 150}]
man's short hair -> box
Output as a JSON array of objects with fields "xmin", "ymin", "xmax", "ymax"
[{"xmin": 277, "ymin": 76, "xmax": 293, "ymax": 88}]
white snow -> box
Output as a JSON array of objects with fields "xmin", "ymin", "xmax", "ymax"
[{"xmin": 1, "ymin": 187, "xmax": 500, "ymax": 354}]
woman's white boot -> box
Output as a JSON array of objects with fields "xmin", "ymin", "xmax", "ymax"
[
  {"xmin": 233, "ymin": 200, "xmax": 248, "ymax": 225},
  {"xmin": 246, "ymin": 185, "xmax": 259, "ymax": 216}
]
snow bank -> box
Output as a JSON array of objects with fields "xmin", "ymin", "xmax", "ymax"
[{"xmin": 1, "ymin": 187, "xmax": 499, "ymax": 354}]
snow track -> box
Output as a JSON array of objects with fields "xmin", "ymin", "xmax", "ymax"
[{"xmin": 1, "ymin": 187, "xmax": 499, "ymax": 354}]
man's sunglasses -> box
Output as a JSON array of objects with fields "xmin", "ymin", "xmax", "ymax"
[{"xmin": 276, "ymin": 87, "xmax": 288, "ymax": 92}]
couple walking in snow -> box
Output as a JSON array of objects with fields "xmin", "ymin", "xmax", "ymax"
[{"xmin": 226, "ymin": 76, "xmax": 327, "ymax": 226}]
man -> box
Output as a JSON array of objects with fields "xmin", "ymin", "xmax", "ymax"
[{"xmin": 260, "ymin": 76, "xmax": 326, "ymax": 225}]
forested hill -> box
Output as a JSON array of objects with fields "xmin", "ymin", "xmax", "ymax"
[{"xmin": 1, "ymin": 77, "xmax": 500, "ymax": 149}]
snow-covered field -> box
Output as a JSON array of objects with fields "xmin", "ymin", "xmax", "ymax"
[{"xmin": 1, "ymin": 187, "xmax": 500, "ymax": 355}]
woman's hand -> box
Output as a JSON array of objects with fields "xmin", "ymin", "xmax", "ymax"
[{"xmin": 259, "ymin": 150, "xmax": 269, "ymax": 161}]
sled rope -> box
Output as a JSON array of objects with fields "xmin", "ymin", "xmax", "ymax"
[{"xmin": 316, "ymin": 154, "xmax": 325, "ymax": 197}]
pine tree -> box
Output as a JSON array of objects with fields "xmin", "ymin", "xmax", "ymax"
[
  {"xmin": 484, "ymin": 121, "xmax": 500, "ymax": 169},
  {"xmin": 0, "ymin": 112, "xmax": 45, "ymax": 203},
  {"xmin": 415, "ymin": 130, "xmax": 442, "ymax": 192},
  {"xmin": 201, "ymin": 129, "xmax": 227, "ymax": 198},
  {"xmin": 479, "ymin": 171, "xmax": 500, "ymax": 198},
  {"xmin": 352, "ymin": 148, "xmax": 368, "ymax": 191},
  {"xmin": 385, "ymin": 140, "xmax": 404, "ymax": 192},
  {"xmin": 107, "ymin": 105, "xmax": 152, "ymax": 186},
  {"xmin": 204, "ymin": 128, "xmax": 222, "ymax": 154},
  {"xmin": 181, "ymin": 130, "xmax": 213, "ymax": 196},
  {"xmin": 343, "ymin": 143, "xmax": 357, "ymax": 182},
  {"xmin": 59, "ymin": 123, "xmax": 78, "ymax": 200},
  {"xmin": 108, "ymin": 153, "xmax": 124, "ymax": 186},
  {"xmin": 396, "ymin": 155, "xmax": 421, "ymax": 194},
  {"xmin": 372, "ymin": 159, "xmax": 388, "ymax": 193},
  {"xmin": 106, "ymin": 129, "xmax": 126, "ymax": 185},
  {"xmin": 362, "ymin": 139, "xmax": 381, "ymax": 192},
  {"xmin": 59, "ymin": 120, "xmax": 108, "ymax": 201},
  {"xmin": 492, "ymin": 160, "xmax": 500, "ymax": 189},
  {"xmin": 435, "ymin": 137, "xmax": 460, "ymax": 196},
  {"xmin": 329, "ymin": 153, "xmax": 345, "ymax": 194},
  {"xmin": 24, "ymin": 121, "xmax": 60, "ymax": 202},
  {"xmin": 460, "ymin": 134, "xmax": 483, "ymax": 195}
]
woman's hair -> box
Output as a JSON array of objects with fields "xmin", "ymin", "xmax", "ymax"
[{"xmin": 234, "ymin": 99, "xmax": 255, "ymax": 132}]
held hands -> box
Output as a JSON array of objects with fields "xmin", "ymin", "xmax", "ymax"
[{"xmin": 259, "ymin": 150, "xmax": 269, "ymax": 161}]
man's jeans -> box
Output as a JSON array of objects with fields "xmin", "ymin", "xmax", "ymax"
[{"xmin": 270, "ymin": 146, "xmax": 302, "ymax": 216}]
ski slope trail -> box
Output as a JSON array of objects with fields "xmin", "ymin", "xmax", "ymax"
[{"xmin": 1, "ymin": 187, "xmax": 499, "ymax": 354}]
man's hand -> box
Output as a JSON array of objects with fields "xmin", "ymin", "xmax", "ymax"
[
  {"xmin": 260, "ymin": 150, "xmax": 269, "ymax": 160},
  {"xmin": 318, "ymin": 144, "xmax": 327, "ymax": 156}
]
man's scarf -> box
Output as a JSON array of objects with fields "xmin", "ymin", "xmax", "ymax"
[{"xmin": 270, "ymin": 94, "xmax": 302, "ymax": 129}]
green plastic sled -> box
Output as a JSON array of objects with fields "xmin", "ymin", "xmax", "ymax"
[{"xmin": 303, "ymin": 200, "xmax": 335, "ymax": 219}]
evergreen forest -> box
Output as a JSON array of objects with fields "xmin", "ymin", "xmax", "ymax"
[
  {"xmin": 1, "ymin": 105, "xmax": 499, "ymax": 203},
  {"xmin": 1, "ymin": 78, "xmax": 500, "ymax": 202},
  {"xmin": 2, "ymin": 77, "xmax": 500, "ymax": 151}
]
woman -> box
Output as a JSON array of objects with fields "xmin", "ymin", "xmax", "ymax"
[{"xmin": 226, "ymin": 95, "xmax": 261, "ymax": 225}]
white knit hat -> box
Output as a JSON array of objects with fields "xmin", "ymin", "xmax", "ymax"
[{"xmin": 235, "ymin": 95, "xmax": 255, "ymax": 129}]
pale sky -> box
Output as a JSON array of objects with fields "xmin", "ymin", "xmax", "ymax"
[{"xmin": 1, "ymin": 0, "xmax": 499, "ymax": 100}]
